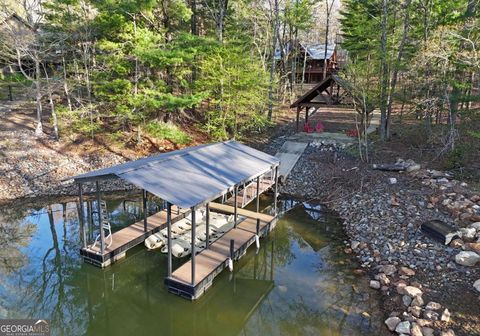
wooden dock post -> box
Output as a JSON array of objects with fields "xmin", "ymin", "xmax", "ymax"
[
  {"xmin": 167, "ymin": 202, "xmax": 172, "ymax": 277},
  {"xmin": 230, "ymin": 239, "xmax": 234, "ymax": 260},
  {"xmin": 78, "ymin": 183, "xmax": 87, "ymax": 249},
  {"xmin": 256, "ymin": 176, "xmax": 260, "ymax": 231},
  {"xmin": 206, "ymin": 203, "xmax": 210, "ymax": 249},
  {"xmin": 274, "ymin": 166, "xmax": 278, "ymax": 214},
  {"xmin": 234, "ymin": 186, "xmax": 238, "ymax": 228},
  {"xmin": 142, "ymin": 190, "xmax": 148, "ymax": 232},
  {"xmin": 191, "ymin": 207, "xmax": 196, "ymax": 286},
  {"xmin": 87, "ymin": 201, "xmax": 93, "ymax": 242},
  {"xmin": 95, "ymin": 181, "xmax": 105, "ymax": 255}
]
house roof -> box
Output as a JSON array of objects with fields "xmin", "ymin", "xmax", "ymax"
[
  {"xmin": 301, "ymin": 43, "xmax": 336, "ymax": 60},
  {"xmin": 72, "ymin": 140, "xmax": 280, "ymax": 208},
  {"xmin": 275, "ymin": 42, "xmax": 336, "ymax": 60}
]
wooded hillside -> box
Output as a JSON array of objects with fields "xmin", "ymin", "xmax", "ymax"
[{"xmin": 0, "ymin": 0, "xmax": 340, "ymax": 145}]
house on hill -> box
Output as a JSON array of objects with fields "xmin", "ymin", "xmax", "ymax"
[{"xmin": 275, "ymin": 42, "xmax": 343, "ymax": 84}]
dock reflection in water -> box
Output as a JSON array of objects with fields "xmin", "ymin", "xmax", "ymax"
[{"xmin": 0, "ymin": 194, "xmax": 385, "ymax": 336}]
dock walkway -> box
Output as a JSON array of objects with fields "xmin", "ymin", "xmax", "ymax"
[
  {"xmin": 275, "ymin": 141, "xmax": 308, "ymax": 183},
  {"xmin": 81, "ymin": 206, "xmax": 189, "ymax": 267},
  {"xmin": 166, "ymin": 204, "xmax": 277, "ymax": 300}
]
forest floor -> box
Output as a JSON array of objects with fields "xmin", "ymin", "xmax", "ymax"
[{"xmin": 1, "ymin": 101, "xmax": 479, "ymax": 335}]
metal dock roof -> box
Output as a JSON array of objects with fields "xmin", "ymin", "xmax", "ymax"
[{"xmin": 72, "ymin": 140, "xmax": 279, "ymax": 208}]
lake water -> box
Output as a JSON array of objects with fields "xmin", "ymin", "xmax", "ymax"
[{"xmin": 0, "ymin": 193, "xmax": 385, "ymax": 335}]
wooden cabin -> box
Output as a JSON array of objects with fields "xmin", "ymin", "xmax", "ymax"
[
  {"xmin": 276, "ymin": 42, "xmax": 341, "ymax": 84},
  {"xmin": 297, "ymin": 43, "xmax": 338, "ymax": 83}
]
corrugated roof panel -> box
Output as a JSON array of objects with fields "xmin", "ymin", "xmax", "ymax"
[
  {"xmin": 73, "ymin": 142, "xmax": 215, "ymax": 181},
  {"xmin": 72, "ymin": 140, "xmax": 279, "ymax": 208},
  {"xmin": 305, "ymin": 43, "xmax": 335, "ymax": 60}
]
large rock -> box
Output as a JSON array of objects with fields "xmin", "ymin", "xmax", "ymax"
[
  {"xmin": 375, "ymin": 273, "xmax": 390, "ymax": 285},
  {"xmin": 399, "ymin": 266, "xmax": 416, "ymax": 276},
  {"xmin": 395, "ymin": 321, "xmax": 411, "ymax": 334},
  {"xmin": 403, "ymin": 286, "xmax": 423, "ymax": 298},
  {"xmin": 461, "ymin": 227, "xmax": 476, "ymax": 240},
  {"xmin": 473, "ymin": 279, "xmax": 480, "ymax": 293},
  {"xmin": 425, "ymin": 301, "xmax": 442, "ymax": 311},
  {"xmin": 411, "ymin": 295, "xmax": 424, "ymax": 307},
  {"xmin": 369, "ymin": 280, "xmax": 381, "ymax": 289},
  {"xmin": 388, "ymin": 177, "xmax": 398, "ymax": 184},
  {"xmin": 465, "ymin": 242, "xmax": 480, "ymax": 254},
  {"xmin": 407, "ymin": 164, "xmax": 421, "ymax": 172},
  {"xmin": 422, "ymin": 327, "xmax": 435, "ymax": 336},
  {"xmin": 440, "ymin": 329, "xmax": 455, "ymax": 336},
  {"xmin": 385, "ymin": 316, "xmax": 401, "ymax": 331},
  {"xmin": 455, "ymin": 251, "xmax": 480, "ymax": 266},
  {"xmin": 381, "ymin": 264, "xmax": 397, "ymax": 276},
  {"xmin": 424, "ymin": 310, "xmax": 439, "ymax": 320},
  {"xmin": 403, "ymin": 295, "xmax": 413, "ymax": 307},
  {"xmin": 410, "ymin": 323, "xmax": 423, "ymax": 336},
  {"xmin": 441, "ymin": 309, "xmax": 451, "ymax": 322},
  {"xmin": 409, "ymin": 306, "xmax": 422, "ymax": 318}
]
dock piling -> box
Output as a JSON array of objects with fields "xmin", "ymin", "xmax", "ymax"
[
  {"xmin": 234, "ymin": 186, "xmax": 238, "ymax": 227},
  {"xmin": 274, "ymin": 166, "xmax": 278, "ymax": 214},
  {"xmin": 206, "ymin": 203, "xmax": 210, "ymax": 249},
  {"xmin": 230, "ymin": 239, "xmax": 234, "ymax": 260},
  {"xmin": 167, "ymin": 202, "xmax": 172, "ymax": 277},
  {"xmin": 78, "ymin": 183, "xmax": 87, "ymax": 249},
  {"xmin": 191, "ymin": 207, "xmax": 196, "ymax": 286},
  {"xmin": 142, "ymin": 190, "xmax": 148, "ymax": 232},
  {"xmin": 95, "ymin": 181, "xmax": 105, "ymax": 255}
]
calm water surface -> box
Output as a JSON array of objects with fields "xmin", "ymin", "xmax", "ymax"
[{"xmin": 0, "ymin": 193, "xmax": 385, "ymax": 336}]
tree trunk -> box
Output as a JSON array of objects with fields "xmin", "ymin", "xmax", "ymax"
[
  {"xmin": 34, "ymin": 53, "xmax": 44, "ymax": 137},
  {"xmin": 301, "ymin": 47, "xmax": 307, "ymax": 90},
  {"xmin": 191, "ymin": 0, "xmax": 197, "ymax": 35},
  {"xmin": 385, "ymin": 0, "xmax": 411, "ymax": 139},
  {"xmin": 62, "ymin": 56, "xmax": 72, "ymax": 112},
  {"xmin": 133, "ymin": 14, "xmax": 139, "ymax": 95},
  {"xmin": 268, "ymin": 0, "xmax": 279, "ymax": 120},
  {"xmin": 379, "ymin": 0, "xmax": 389, "ymax": 141},
  {"xmin": 43, "ymin": 65, "xmax": 59, "ymax": 140},
  {"xmin": 323, "ymin": 0, "xmax": 334, "ymax": 80}
]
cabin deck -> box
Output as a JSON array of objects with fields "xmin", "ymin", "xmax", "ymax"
[
  {"xmin": 166, "ymin": 204, "xmax": 277, "ymax": 300},
  {"xmin": 80, "ymin": 206, "xmax": 189, "ymax": 267}
]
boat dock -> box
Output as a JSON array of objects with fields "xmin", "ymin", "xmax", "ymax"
[
  {"xmin": 166, "ymin": 204, "xmax": 277, "ymax": 300},
  {"xmin": 80, "ymin": 206, "xmax": 189, "ymax": 267},
  {"xmin": 72, "ymin": 140, "xmax": 280, "ymax": 300}
]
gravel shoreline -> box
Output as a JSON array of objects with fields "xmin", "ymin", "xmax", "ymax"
[
  {"xmin": 264, "ymin": 135, "xmax": 480, "ymax": 336},
  {"xmin": 2, "ymin": 125, "xmax": 479, "ymax": 335}
]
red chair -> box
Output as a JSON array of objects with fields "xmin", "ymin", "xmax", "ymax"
[
  {"xmin": 303, "ymin": 123, "xmax": 314, "ymax": 133},
  {"xmin": 315, "ymin": 122, "xmax": 324, "ymax": 133},
  {"xmin": 346, "ymin": 128, "xmax": 359, "ymax": 137}
]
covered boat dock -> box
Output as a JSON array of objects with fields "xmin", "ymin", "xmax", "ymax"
[{"xmin": 72, "ymin": 140, "xmax": 280, "ymax": 300}]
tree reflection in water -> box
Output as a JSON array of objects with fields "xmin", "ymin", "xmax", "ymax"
[
  {"xmin": 0, "ymin": 209, "xmax": 35, "ymax": 275},
  {"xmin": 0, "ymin": 195, "xmax": 384, "ymax": 336}
]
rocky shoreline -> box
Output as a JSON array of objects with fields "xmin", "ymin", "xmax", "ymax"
[
  {"xmin": 264, "ymin": 136, "xmax": 480, "ymax": 336},
  {"xmin": 1, "ymin": 122, "xmax": 479, "ymax": 335}
]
